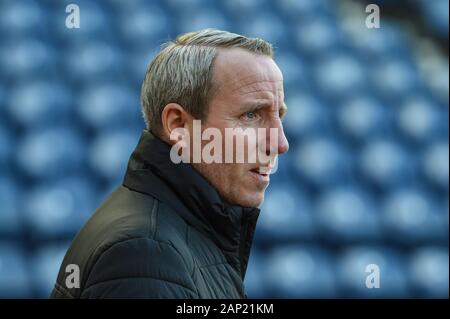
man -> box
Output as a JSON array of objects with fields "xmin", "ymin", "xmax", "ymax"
[{"xmin": 51, "ymin": 29, "xmax": 289, "ymax": 299}]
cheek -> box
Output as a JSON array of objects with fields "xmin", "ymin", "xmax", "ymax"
[
  {"xmin": 207, "ymin": 163, "xmax": 235, "ymax": 185},
  {"xmin": 217, "ymin": 163, "xmax": 247, "ymax": 184},
  {"xmin": 232, "ymin": 164, "xmax": 252, "ymax": 184}
]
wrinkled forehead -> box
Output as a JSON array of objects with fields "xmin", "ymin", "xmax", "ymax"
[{"xmin": 212, "ymin": 48, "xmax": 284, "ymax": 97}]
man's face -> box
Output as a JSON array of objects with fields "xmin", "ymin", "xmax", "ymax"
[{"xmin": 191, "ymin": 48, "xmax": 289, "ymax": 208}]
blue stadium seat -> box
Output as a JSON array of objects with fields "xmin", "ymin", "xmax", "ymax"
[
  {"xmin": 0, "ymin": 38, "xmax": 55, "ymax": 81},
  {"xmin": 31, "ymin": 243, "xmax": 70, "ymax": 298},
  {"xmin": 7, "ymin": 81, "xmax": 72, "ymax": 128},
  {"xmin": 0, "ymin": 243, "xmax": 31, "ymax": 298},
  {"xmin": 422, "ymin": 142, "xmax": 449, "ymax": 190},
  {"xmin": 77, "ymin": 84, "xmax": 141, "ymax": 130},
  {"xmin": 381, "ymin": 189, "xmax": 447, "ymax": 243},
  {"xmin": 126, "ymin": 46, "xmax": 160, "ymax": 86},
  {"xmin": 16, "ymin": 127, "xmax": 86, "ymax": 180},
  {"xmin": 421, "ymin": 56, "xmax": 449, "ymax": 104},
  {"xmin": 167, "ymin": 0, "xmax": 210, "ymax": 11},
  {"xmin": 276, "ymin": 52, "xmax": 310, "ymax": 91},
  {"xmin": 408, "ymin": 247, "xmax": 449, "ymax": 298},
  {"xmin": 418, "ymin": 0, "xmax": 449, "ymax": 39},
  {"xmin": 294, "ymin": 15, "xmax": 344, "ymax": 57},
  {"xmin": 444, "ymin": 199, "xmax": 449, "ymax": 227},
  {"xmin": 117, "ymin": 3, "xmax": 171, "ymax": 48},
  {"xmin": 23, "ymin": 176, "xmax": 99, "ymax": 238},
  {"xmin": 337, "ymin": 95, "xmax": 391, "ymax": 141},
  {"xmin": 63, "ymin": 42, "xmax": 124, "ymax": 83},
  {"xmin": 343, "ymin": 19, "xmax": 410, "ymax": 59},
  {"xmin": 359, "ymin": 139, "xmax": 414, "ymax": 188},
  {"xmin": 178, "ymin": 8, "xmax": 231, "ymax": 34},
  {"xmin": 221, "ymin": 0, "xmax": 271, "ymax": 20},
  {"xmin": 313, "ymin": 52, "xmax": 367, "ymax": 101},
  {"xmin": 0, "ymin": 177, "xmax": 23, "ymax": 236},
  {"xmin": 0, "ymin": 85, "xmax": 5, "ymax": 112},
  {"xmin": 109, "ymin": 0, "xmax": 148, "ymax": 10},
  {"xmin": 243, "ymin": 248, "xmax": 269, "ymax": 298},
  {"xmin": 293, "ymin": 137, "xmax": 352, "ymax": 187},
  {"xmin": 315, "ymin": 187, "xmax": 382, "ymax": 243},
  {"xmin": 256, "ymin": 183, "xmax": 316, "ymax": 242},
  {"xmin": 51, "ymin": 0, "xmax": 115, "ymax": 44},
  {"xmin": 371, "ymin": 58, "xmax": 421, "ymax": 102},
  {"xmin": 0, "ymin": 0, "xmax": 47, "ymax": 37},
  {"xmin": 236, "ymin": 12, "xmax": 289, "ymax": 47},
  {"xmin": 283, "ymin": 92, "xmax": 331, "ymax": 138},
  {"xmin": 337, "ymin": 246, "xmax": 409, "ymax": 298},
  {"xmin": 264, "ymin": 245, "xmax": 337, "ymax": 298},
  {"xmin": 396, "ymin": 95, "xmax": 444, "ymax": 144},
  {"xmin": 0, "ymin": 125, "xmax": 14, "ymax": 170},
  {"xmin": 276, "ymin": 0, "xmax": 334, "ymax": 21},
  {"xmin": 267, "ymin": 154, "xmax": 292, "ymax": 183},
  {"xmin": 88, "ymin": 129, "xmax": 140, "ymax": 181}
]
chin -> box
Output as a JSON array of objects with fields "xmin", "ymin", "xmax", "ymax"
[{"xmin": 230, "ymin": 192, "xmax": 265, "ymax": 208}]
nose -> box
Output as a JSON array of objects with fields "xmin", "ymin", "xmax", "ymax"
[
  {"xmin": 277, "ymin": 123, "xmax": 289, "ymax": 155},
  {"xmin": 265, "ymin": 119, "xmax": 289, "ymax": 156}
]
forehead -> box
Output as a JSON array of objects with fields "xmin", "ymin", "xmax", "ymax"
[{"xmin": 212, "ymin": 48, "xmax": 284, "ymax": 97}]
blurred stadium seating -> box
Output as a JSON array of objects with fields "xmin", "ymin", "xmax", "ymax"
[{"xmin": 0, "ymin": 0, "xmax": 448, "ymax": 298}]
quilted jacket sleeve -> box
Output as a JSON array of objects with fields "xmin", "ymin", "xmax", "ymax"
[{"xmin": 53, "ymin": 237, "xmax": 198, "ymax": 299}]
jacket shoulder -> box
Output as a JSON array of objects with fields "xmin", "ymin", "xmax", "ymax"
[{"xmin": 51, "ymin": 186, "xmax": 195, "ymax": 298}]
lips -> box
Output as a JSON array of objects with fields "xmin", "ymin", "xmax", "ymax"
[
  {"xmin": 250, "ymin": 166, "xmax": 273, "ymax": 175},
  {"xmin": 250, "ymin": 167, "xmax": 272, "ymax": 185}
]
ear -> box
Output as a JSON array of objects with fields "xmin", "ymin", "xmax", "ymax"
[{"xmin": 160, "ymin": 103, "xmax": 192, "ymax": 144}]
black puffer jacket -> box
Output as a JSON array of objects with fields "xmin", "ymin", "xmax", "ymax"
[{"xmin": 51, "ymin": 130, "xmax": 260, "ymax": 298}]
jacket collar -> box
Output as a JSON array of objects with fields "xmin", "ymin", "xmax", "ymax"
[{"xmin": 123, "ymin": 130, "xmax": 260, "ymax": 279}]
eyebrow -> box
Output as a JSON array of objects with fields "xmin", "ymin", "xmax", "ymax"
[
  {"xmin": 244, "ymin": 102, "xmax": 270, "ymax": 111},
  {"xmin": 243, "ymin": 100, "xmax": 286, "ymax": 111}
]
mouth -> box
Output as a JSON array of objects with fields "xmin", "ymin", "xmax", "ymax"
[
  {"xmin": 251, "ymin": 165, "xmax": 273, "ymax": 175},
  {"xmin": 249, "ymin": 166, "xmax": 272, "ymax": 183}
]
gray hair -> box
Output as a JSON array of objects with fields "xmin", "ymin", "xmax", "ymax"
[{"xmin": 140, "ymin": 28, "xmax": 274, "ymax": 134}]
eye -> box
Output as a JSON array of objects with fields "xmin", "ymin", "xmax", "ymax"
[{"xmin": 241, "ymin": 111, "xmax": 259, "ymax": 121}]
